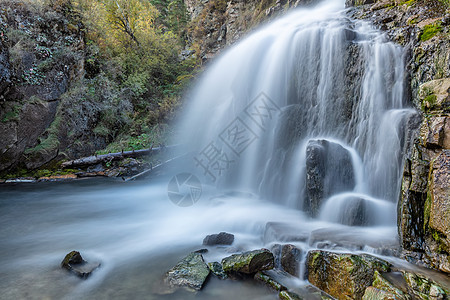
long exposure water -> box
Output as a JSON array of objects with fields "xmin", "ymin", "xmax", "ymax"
[{"xmin": 0, "ymin": 0, "xmax": 422, "ymax": 298}]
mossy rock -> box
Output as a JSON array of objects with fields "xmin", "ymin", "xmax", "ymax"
[
  {"xmin": 60, "ymin": 250, "xmax": 100, "ymax": 279},
  {"xmin": 306, "ymin": 250, "xmax": 392, "ymax": 300},
  {"xmin": 165, "ymin": 252, "xmax": 210, "ymax": 291},
  {"xmin": 221, "ymin": 249, "xmax": 274, "ymax": 274},
  {"xmin": 208, "ymin": 261, "xmax": 227, "ymax": 279}
]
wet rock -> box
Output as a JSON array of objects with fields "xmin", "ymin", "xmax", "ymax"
[
  {"xmin": 255, "ymin": 271, "xmax": 287, "ymax": 292},
  {"xmin": 61, "ymin": 251, "xmax": 100, "ymax": 279},
  {"xmin": 402, "ymin": 270, "xmax": 449, "ymax": 300},
  {"xmin": 305, "ymin": 139, "xmax": 355, "ymax": 217},
  {"xmin": 362, "ymin": 287, "xmax": 397, "ymax": 300},
  {"xmin": 203, "ymin": 232, "xmax": 234, "ymax": 246},
  {"xmin": 280, "ymin": 285, "xmax": 335, "ymax": 300},
  {"xmin": 280, "ymin": 244, "xmax": 302, "ymax": 277},
  {"xmin": 279, "ymin": 290, "xmax": 303, "ymax": 300},
  {"xmin": 165, "ymin": 252, "xmax": 210, "ymax": 291},
  {"xmin": 221, "ymin": 249, "xmax": 274, "ymax": 274},
  {"xmin": 306, "ymin": 250, "xmax": 391, "ymax": 300},
  {"xmin": 372, "ymin": 271, "xmax": 410, "ymax": 300},
  {"xmin": 208, "ymin": 262, "xmax": 227, "ymax": 279}
]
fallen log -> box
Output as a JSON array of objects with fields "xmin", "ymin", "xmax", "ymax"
[
  {"xmin": 124, "ymin": 153, "xmax": 188, "ymax": 181},
  {"xmin": 61, "ymin": 145, "xmax": 181, "ymax": 168}
]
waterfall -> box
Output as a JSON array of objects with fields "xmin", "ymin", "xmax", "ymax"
[{"xmin": 175, "ymin": 0, "xmax": 416, "ymax": 226}]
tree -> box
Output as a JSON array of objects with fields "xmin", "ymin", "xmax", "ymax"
[{"xmin": 103, "ymin": 0, "xmax": 158, "ymax": 47}]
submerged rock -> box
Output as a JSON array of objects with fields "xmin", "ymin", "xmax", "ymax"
[
  {"xmin": 221, "ymin": 249, "xmax": 274, "ymax": 274},
  {"xmin": 61, "ymin": 251, "xmax": 100, "ymax": 279},
  {"xmin": 165, "ymin": 252, "xmax": 210, "ymax": 291},
  {"xmin": 203, "ymin": 232, "xmax": 234, "ymax": 246},
  {"xmin": 306, "ymin": 250, "xmax": 391, "ymax": 300}
]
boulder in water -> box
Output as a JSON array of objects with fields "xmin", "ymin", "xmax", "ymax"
[
  {"xmin": 306, "ymin": 250, "xmax": 391, "ymax": 300},
  {"xmin": 61, "ymin": 251, "xmax": 100, "ymax": 279},
  {"xmin": 280, "ymin": 244, "xmax": 302, "ymax": 277},
  {"xmin": 221, "ymin": 249, "xmax": 274, "ymax": 274},
  {"xmin": 165, "ymin": 252, "xmax": 210, "ymax": 291},
  {"xmin": 203, "ymin": 232, "xmax": 234, "ymax": 246},
  {"xmin": 305, "ymin": 139, "xmax": 355, "ymax": 217}
]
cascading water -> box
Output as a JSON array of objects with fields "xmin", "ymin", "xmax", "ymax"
[
  {"xmin": 176, "ymin": 0, "xmax": 416, "ymax": 226},
  {"xmin": 0, "ymin": 1, "xmax": 422, "ymax": 299}
]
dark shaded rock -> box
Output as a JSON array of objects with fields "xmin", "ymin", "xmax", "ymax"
[
  {"xmin": 194, "ymin": 248, "xmax": 208, "ymax": 254},
  {"xmin": 61, "ymin": 251, "xmax": 83, "ymax": 266},
  {"xmin": 208, "ymin": 262, "xmax": 227, "ymax": 280},
  {"xmin": 203, "ymin": 232, "xmax": 234, "ymax": 246},
  {"xmin": 305, "ymin": 139, "xmax": 355, "ymax": 217},
  {"xmin": 0, "ymin": 40, "xmax": 12, "ymax": 100},
  {"xmin": 221, "ymin": 249, "xmax": 274, "ymax": 274},
  {"xmin": 306, "ymin": 250, "xmax": 391, "ymax": 300},
  {"xmin": 61, "ymin": 251, "xmax": 100, "ymax": 279},
  {"xmin": 165, "ymin": 252, "xmax": 210, "ymax": 291},
  {"xmin": 281, "ymin": 244, "xmax": 302, "ymax": 277}
]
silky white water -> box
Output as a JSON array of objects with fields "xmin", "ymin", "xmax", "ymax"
[{"xmin": 0, "ymin": 0, "xmax": 420, "ymax": 298}]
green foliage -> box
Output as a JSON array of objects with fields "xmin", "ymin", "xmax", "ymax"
[
  {"xmin": 420, "ymin": 22, "xmax": 442, "ymax": 41},
  {"xmin": 96, "ymin": 123, "xmax": 170, "ymax": 154}
]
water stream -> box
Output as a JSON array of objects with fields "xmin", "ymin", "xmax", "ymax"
[{"xmin": 0, "ymin": 0, "xmax": 422, "ymax": 298}]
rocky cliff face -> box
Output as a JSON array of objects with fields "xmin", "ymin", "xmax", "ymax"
[
  {"xmin": 0, "ymin": 1, "xmax": 134, "ymax": 174},
  {"xmin": 0, "ymin": 1, "xmax": 86, "ymax": 172},
  {"xmin": 184, "ymin": 0, "xmax": 317, "ymax": 61},
  {"xmin": 348, "ymin": 0, "xmax": 449, "ymax": 274}
]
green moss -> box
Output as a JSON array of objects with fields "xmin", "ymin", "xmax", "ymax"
[
  {"xmin": 423, "ymin": 191, "xmax": 432, "ymax": 230},
  {"xmin": 24, "ymin": 115, "xmax": 62, "ymax": 154},
  {"xmin": 399, "ymin": 0, "xmax": 416, "ymax": 6},
  {"xmin": 421, "ymin": 93, "xmax": 437, "ymax": 111},
  {"xmin": 1, "ymin": 104, "xmax": 21, "ymax": 123},
  {"xmin": 420, "ymin": 22, "xmax": 442, "ymax": 42}
]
